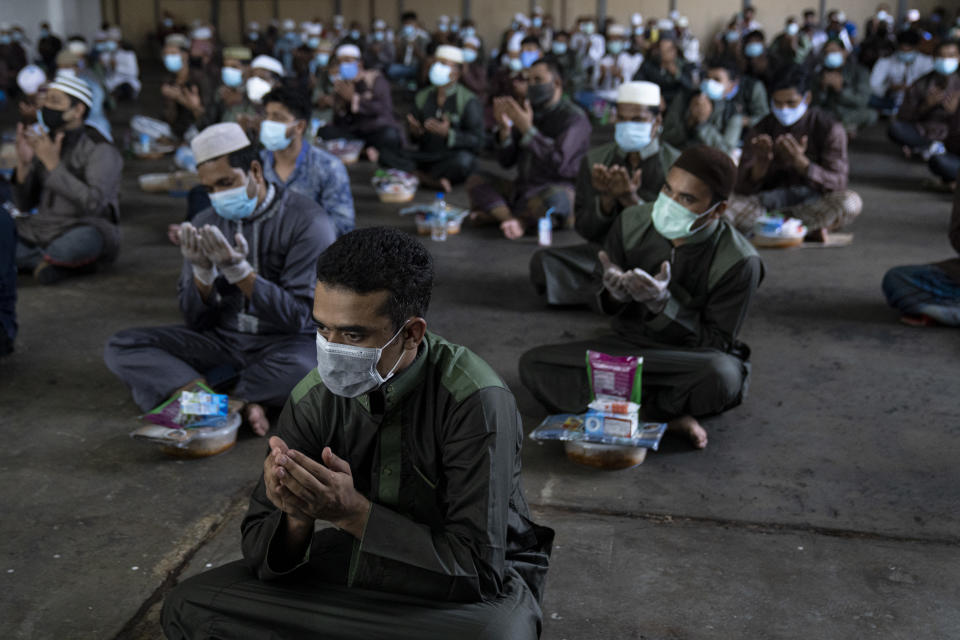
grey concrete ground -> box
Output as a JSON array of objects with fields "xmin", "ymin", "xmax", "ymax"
[{"xmin": 2, "ymin": 85, "xmax": 959, "ymax": 639}]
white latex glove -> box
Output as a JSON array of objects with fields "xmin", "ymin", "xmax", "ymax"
[
  {"xmin": 621, "ymin": 261, "xmax": 671, "ymax": 311},
  {"xmin": 597, "ymin": 250, "xmax": 630, "ymax": 303},
  {"xmin": 198, "ymin": 225, "xmax": 254, "ymax": 284},
  {"xmin": 179, "ymin": 222, "xmax": 217, "ymax": 285}
]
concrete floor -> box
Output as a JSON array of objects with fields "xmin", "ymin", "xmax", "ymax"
[{"xmin": 2, "ymin": 84, "xmax": 959, "ymax": 639}]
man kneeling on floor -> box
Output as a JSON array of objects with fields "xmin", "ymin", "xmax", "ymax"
[
  {"xmin": 104, "ymin": 122, "xmax": 336, "ymax": 435},
  {"xmin": 520, "ymin": 146, "xmax": 764, "ymax": 449},
  {"xmin": 161, "ymin": 227, "xmax": 553, "ymax": 639}
]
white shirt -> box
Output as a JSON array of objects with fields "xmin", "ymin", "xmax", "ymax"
[{"xmin": 869, "ymin": 53, "xmax": 935, "ymax": 97}]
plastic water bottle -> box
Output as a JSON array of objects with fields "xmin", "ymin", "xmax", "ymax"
[
  {"xmin": 538, "ymin": 207, "xmax": 555, "ymax": 247},
  {"xmin": 431, "ymin": 192, "xmax": 448, "ymax": 242}
]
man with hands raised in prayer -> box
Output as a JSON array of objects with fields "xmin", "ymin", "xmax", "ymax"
[
  {"xmin": 521, "ymin": 146, "xmax": 763, "ymax": 450},
  {"xmin": 161, "ymin": 227, "xmax": 552, "ymax": 639},
  {"xmin": 105, "ymin": 123, "xmax": 335, "ymax": 436}
]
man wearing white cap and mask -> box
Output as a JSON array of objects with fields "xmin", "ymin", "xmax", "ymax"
[
  {"xmin": 317, "ymin": 44, "xmax": 401, "ymax": 162},
  {"xmin": 380, "ymin": 45, "xmax": 484, "ymax": 191},
  {"xmin": 105, "ymin": 122, "xmax": 335, "ymax": 437},
  {"xmin": 530, "ymin": 81, "xmax": 680, "ymax": 305},
  {"xmin": 247, "ymin": 54, "xmax": 284, "ymax": 106},
  {"xmin": 274, "ymin": 18, "xmax": 301, "ymax": 72},
  {"xmin": 11, "ymin": 72, "xmax": 122, "ymax": 285},
  {"xmin": 365, "ymin": 18, "xmax": 395, "ymax": 71}
]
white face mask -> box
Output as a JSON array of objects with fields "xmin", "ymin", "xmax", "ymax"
[{"xmin": 315, "ymin": 322, "xmax": 408, "ymax": 398}]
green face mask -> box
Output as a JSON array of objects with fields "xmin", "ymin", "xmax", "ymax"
[{"xmin": 651, "ymin": 192, "xmax": 719, "ymax": 240}]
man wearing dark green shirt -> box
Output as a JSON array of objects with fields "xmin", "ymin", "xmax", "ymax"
[
  {"xmin": 520, "ymin": 146, "xmax": 764, "ymax": 449},
  {"xmin": 162, "ymin": 227, "xmax": 552, "ymax": 639}
]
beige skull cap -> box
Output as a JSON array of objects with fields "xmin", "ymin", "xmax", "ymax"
[
  {"xmin": 191, "ymin": 122, "xmax": 251, "ymax": 165},
  {"xmin": 616, "ymin": 81, "xmax": 660, "ymax": 106},
  {"xmin": 435, "ymin": 45, "xmax": 464, "ymax": 63}
]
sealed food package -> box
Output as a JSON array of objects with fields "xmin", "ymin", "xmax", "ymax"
[
  {"xmin": 585, "ymin": 351, "xmax": 643, "ymax": 404},
  {"xmin": 584, "ymin": 409, "xmax": 639, "ymax": 438},
  {"xmin": 588, "ymin": 399, "xmax": 640, "ymax": 414}
]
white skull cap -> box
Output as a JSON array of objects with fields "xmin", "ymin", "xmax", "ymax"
[
  {"xmin": 17, "ymin": 64, "xmax": 47, "ymax": 95},
  {"xmin": 191, "ymin": 122, "xmax": 251, "ymax": 165},
  {"xmin": 435, "ymin": 45, "xmax": 463, "ymax": 63},
  {"xmin": 251, "ymin": 55, "xmax": 284, "ymax": 76},
  {"xmin": 631, "ymin": 13, "xmax": 643, "ymax": 26},
  {"xmin": 336, "ymin": 44, "xmax": 362, "ymax": 59},
  {"xmin": 616, "ymin": 81, "xmax": 660, "ymax": 106}
]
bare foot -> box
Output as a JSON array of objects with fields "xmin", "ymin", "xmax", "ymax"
[
  {"xmin": 439, "ymin": 177, "xmax": 452, "ymax": 193},
  {"xmin": 168, "ymin": 223, "xmax": 182, "ymax": 246},
  {"xmin": 245, "ymin": 403, "xmax": 270, "ymax": 436},
  {"xmin": 500, "ymin": 218, "xmax": 525, "ymax": 240},
  {"xmin": 667, "ymin": 415, "xmax": 708, "ymax": 449}
]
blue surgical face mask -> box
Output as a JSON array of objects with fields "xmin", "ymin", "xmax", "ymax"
[
  {"xmin": 248, "ymin": 32, "xmax": 259, "ymax": 41},
  {"xmin": 210, "ymin": 174, "xmax": 259, "ymax": 220},
  {"xmin": 608, "ymin": 41, "xmax": 625, "ymax": 54},
  {"xmin": 0, "ymin": 35, "xmax": 10, "ymax": 45},
  {"xmin": 897, "ymin": 50, "xmax": 918, "ymax": 63},
  {"xmin": 934, "ymin": 56, "xmax": 959, "ymax": 75},
  {"xmin": 339, "ymin": 61, "xmax": 359, "ymax": 80},
  {"xmin": 463, "ymin": 48, "xmax": 477, "ymax": 63},
  {"xmin": 744, "ymin": 42, "xmax": 764, "ymax": 58},
  {"xmin": 462, "ymin": 27, "xmax": 475, "ymax": 38},
  {"xmin": 315, "ymin": 322, "xmax": 408, "ymax": 398},
  {"xmin": 824, "ymin": 51, "xmax": 844, "ymax": 69},
  {"xmin": 350, "ymin": 29, "xmax": 361, "ymax": 39},
  {"xmin": 315, "ymin": 52, "xmax": 330, "ymax": 67},
  {"xmin": 508, "ymin": 57, "xmax": 523, "ymax": 71},
  {"xmin": 308, "ymin": 36, "xmax": 321, "ymax": 49},
  {"xmin": 771, "ymin": 99, "xmax": 808, "ymax": 127},
  {"xmin": 533, "ymin": 17, "xmax": 543, "ymax": 28},
  {"xmin": 725, "ymin": 30, "xmax": 740, "ymax": 43},
  {"xmin": 552, "ymin": 41, "xmax": 568, "ymax": 55},
  {"xmin": 374, "ymin": 31, "xmax": 385, "ymax": 41},
  {"xmin": 582, "ymin": 22, "xmax": 595, "ymax": 34},
  {"xmin": 786, "ymin": 23, "xmax": 800, "ymax": 36},
  {"xmin": 40, "ymin": 28, "xmax": 50, "ymax": 38},
  {"xmin": 402, "ymin": 24, "xmax": 416, "ymax": 38},
  {"xmin": 701, "ymin": 78, "xmax": 725, "ymax": 101},
  {"xmin": 164, "ymin": 53, "xmax": 183, "ymax": 72},
  {"xmin": 615, "ymin": 120, "xmax": 654, "ymax": 152},
  {"xmin": 260, "ymin": 119, "xmax": 294, "ymax": 151},
  {"xmin": 429, "ymin": 61, "xmax": 452, "ymax": 86},
  {"xmin": 222, "ymin": 66, "xmax": 244, "ymax": 87},
  {"xmin": 652, "ymin": 192, "xmax": 719, "ymax": 240},
  {"xmin": 438, "ymin": 24, "xmax": 448, "ymax": 33},
  {"xmin": 520, "ymin": 50, "xmax": 540, "ymax": 68}
]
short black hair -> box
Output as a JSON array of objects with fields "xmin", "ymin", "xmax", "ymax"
[
  {"xmin": 897, "ymin": 30, "xmax": 921, "ymax": 47},
  {"xmin": 706, "ymin": 57, "xmax": 740, "ymax": 80},
  {"xmin": 531, "ymin": 57, "xmax": 564, "ymax": 83},
  {"xmin": 315, "ymin": 227, "xmax": 434, "ymax": 331},
  {"xmin": 225, "ymin": 144, "xmax": 261, "ymax": 172},
  {"xmin": 935, "ymin": 39, "xmax": 959, "ymax": 56},
  {"xmin": 770, "ymin": 63, "xmax": 810, "ymax": 94},
  {"xmin": 262, "ymin": 86, "xmax": 311, "ymax": 121},
  {"xmin": 553, "ymin": 30, "xmax": 570, "ymax": 39},
  {"xmin": 401, "ymin": 11, "xmax": 417, "ymax": 22},
  {"xmin": 521, "ymin": 35, "xmax": 542, "ymax": 48},
  {"xmin": 743, "ymin": 29, "xmax": 765, "ymax": 43}
]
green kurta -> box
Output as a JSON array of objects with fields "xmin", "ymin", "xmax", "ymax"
[
  {"xmin": 662, "ymin": 89, "xmax": 744, "ymax": 154},
  {"xmin": 163, "ymin": 332, "xmax": 552, "ymax": 639},
  {"xmin": 812, "ymin": 61, "xmax": 878, "ymax": 132}
]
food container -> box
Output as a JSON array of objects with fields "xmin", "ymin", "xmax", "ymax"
[
  {"xmin": 563, "ymin": 440, "xmax": 648, "ymax": 470},
  {"xmin": 751, "ymin": 216, "xmax": 806, "ymax": 249},
  {"xmin": 137, "ymin": 171, "xmax": 199, "ymax": 194},
  {"xmin": 372, "ymin": 169, "xmax": 419, "ymax": 202},
  {"xmin": 415, "ymin": 212, "xmax": 466, "ymax": 235},
  {"xmin": 131, "ymin": 412, "xmax": 242, "ymax": 459},
  {"xmin": 321, "ymin": 138, "xmax": 364, "ymax": 164}
]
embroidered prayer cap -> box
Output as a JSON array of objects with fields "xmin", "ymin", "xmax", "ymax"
[
  {"xmin": 608, "ymin": 24, "xmax": 629, "ymax": 37},
  {"xmin": 47, "ymin": 72, "xmax": 93, "ymax": 108},
  {"xmin": 616, "ymin": 81, "xmax": 660, "ymax": 107},
  {"xmin": 435, "ymin": 45, "xmax": 464, "ymax": 64},
  {"xmin": 672, "ymin": 145, "xmax": 737, "ymax": 201},
  {"xmin": 17, "ymin": 65, "xmax": 47, "ymax": 95},
  {"xmin": 165, "ymin": 33, "xmax": 190, "ymax": 50},
  {"xmin": 677, "ymin": 16, "xmax": 690, "ymax": 28},
  {"xmin": 336, "ymin": 44, "xmax": 362, "ymax": 59},
  {"xmin": 191, "ymin": 122, "xmax": 251, "ymax": 165},
  {"xmin": 251, "ymin": 55, "xmax": 284, "ymax": 76}
]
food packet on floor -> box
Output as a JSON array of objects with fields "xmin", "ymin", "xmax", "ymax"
[{"xmin": 585, "ymin": 351, "xmax": 643, "ymax": 403}]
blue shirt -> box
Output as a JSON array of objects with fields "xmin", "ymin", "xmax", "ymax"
[{"xmin": 260, "ymin": 141, "xmax": 355, "ymax": 237}]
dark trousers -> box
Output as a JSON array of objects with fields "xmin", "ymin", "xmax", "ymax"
[
  {"xmin": 15, "ymin": 225, "xmax": 105, "ymax": 270},
  {"xmin": 929, "ymin": 153, "xmax": 960, "ymax": 183},
  {"xmin": 161, "ymin": 561, "xmax": 541, "ymax": 640},
  {"xmin": 529, "ymin": 243, "xmax": 599, "ymax": 307},
  {"xmin": 103, "ymin": 325, "xmax": 316, "ymax": 412},
  {"xmin": 0, "ymin": 209, "xmax": 17, "ymax": 352},
  {"xmin": 888, "ymin": 120, "xmax": 931, "ymax": 151},
  {"xmin": 519, "ymin": 334, "xmax": 751, "ymax": 421},
  {"xmin": 882, "ymin": 264, "xmax": 960, "ymax": 326},
  {"xmin": 379, "ymin": 147, "xmax": 477, "ymax": 185}
]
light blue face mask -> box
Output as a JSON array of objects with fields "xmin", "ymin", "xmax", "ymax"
[
  {"xmin": 725, "ymin": 30, "xmax": 740, "ymax": 43},
  {"xmin": 615, "ymin": 121, "xmax": 654, "ymax": 152},
  {"xmin": 744, "ymin": 41, "xmax": 764, "ymax": 58},
  {"xmin": 582, "ymin": 22, "xmax": 595, "ymax": 35},
  {"xmin": 533, "ymin": 17, "xmax": 543, "ymax": 28},
  {"xmin": 552, "ymin": 42, "xmax": 568, "ymax": 55},
  {"xmin": 462, "ymin": 48, "xmax": 477, "ymax": 63},
  {"xmin": 652, "ymin": 192, "xmax": 719, "ymax": 240},
  {"xmin": 210, "ymin": 175, "xmax": 259, "ymax": 220},
  {"xmin": 374, "ymin": 31, "xmax": 385, "ymax": 41},
  {"xmin": 259, "ymin": 119, "xmax": 293, "ymax": 151},
  {"xmin": 0, "ymin": 36, "xmax": 10, "ymax": 45},
  {"xmin": 402, "ymin": 25, "xmax": 416, "ymax": 38},
  {"xmin": 701, "ymin": 78, "xmax": 725, "ymax": 101},
  {"xmin": 221, "ymin": 66, "xmax": 244, "ymax": 87},
  {"xmin": 786, "ymin": 23, "xmax": 800, "ymax": 36},
  {"xmin": 771, "ymin": 99, "xmax": 808, "ymax": 127},
  {"xmin": 823, "ymin": 51, "xmax": 844, "ymax": 69},
  {"xmin": 934, "ymin": 57, "xmax": 959, "ymax": 75},
  {"xmin": 308, "ymin": 37, "xmax": 321, "ymax": 49},
  {"xmin": 462, "ymin": 27, "xmax": 475, "ymax": 38},
  {"xmin": 248, "ymin": 32, "xmax": 259, "ymax": 41},
  {"xmin": 608, "ymin": 41, "xmax": 625, "ymax": 54},
  {"xmin": 520, "ymin": 50, "xmax": 540, "ymax": 68},
  {"xmin": 339, "ymin": 61, "xmax": 359, "ymax": 80},
  {"xmin": 897, "ymin": 50, "xmax": 918, "ymax": 63},
  {"xmin": 508, "ymin": 57, "xmax": 523, "ymax": 71},
  {"xmin": 428, "ymin": 61, "xmax": 452, "ymax": 86},
  {"xmin": 164, "ymin": 53, "xmax": 183, "ymax": 72},
  {"xmin": 350, "ymin": 30, "xmax": 361, "ymax": 39},
  {"xmin": 315, "ymin": 52, "xmax": 330, "ymax": 67}
]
